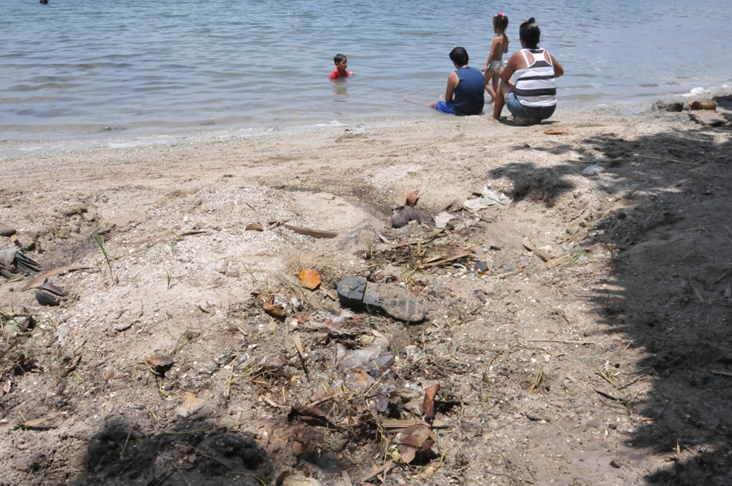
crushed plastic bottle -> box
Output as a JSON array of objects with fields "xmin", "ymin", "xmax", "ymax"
[{"xmin": 339, "ymin": 343, "xmax": 394, "ymax": 372}]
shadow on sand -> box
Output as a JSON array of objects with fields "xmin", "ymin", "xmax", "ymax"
[{"xmin": 488, "ymin": 103, "xmax": 732, "ymax": 484}]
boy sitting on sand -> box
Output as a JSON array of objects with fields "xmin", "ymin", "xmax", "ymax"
[
  {"xmin": 430, "ymin": 47, "xmax": 485, "ymax": 116},
  {"xmin": 329, "ymin": 53, "xmax": 354, "ymax": 81}
]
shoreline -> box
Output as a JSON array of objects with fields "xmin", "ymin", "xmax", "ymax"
[{"xmin": 2, "ymin": 85, "xmax": 730, "ymax": 151}]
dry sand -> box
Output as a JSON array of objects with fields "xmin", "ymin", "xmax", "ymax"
[{"xmin": 1, "ymin": 95, "xmax": 732, "ymax": 486}]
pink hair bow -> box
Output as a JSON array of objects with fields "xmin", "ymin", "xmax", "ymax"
[{"xmin": 496, "ymin": 12, "xmax": 504, "ymax": 17}]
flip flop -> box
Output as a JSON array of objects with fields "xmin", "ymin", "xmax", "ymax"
[
  {"xmin": 0, "ymin": 248, "xmax": 41, "ymax": 277},
  {"xmin": 337, "ymin": 276, "xmax": 425, "ymax": 323},
  {"xmin": 391, "ymin": 206, "xmax": 421, "ymax": 229},
  {"xmin": 36, "ymin": 290, "xmax": 60, "ymax": 306},
  {"xmin": 39, "ymin": 279, "xmax": 67, "ymax": 297}
]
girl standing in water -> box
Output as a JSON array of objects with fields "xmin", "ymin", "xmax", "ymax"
[{"xmin": 482, "ymin": 13, "xmax": 510, "ymax": 103}]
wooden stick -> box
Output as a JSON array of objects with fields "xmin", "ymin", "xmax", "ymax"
[
  {"xmin": 20, "ymin": 265, "xmax": 93, "ymax": 291},
  {"xmin": 404, "ymin": 96, "xmax": 432, "ymax": 107},
  {"xmin": 522, "ymin": 241, "xmax": 554, "ymax": 262},
  {"xmin": 283, "ymin": 224, "xmax": 337, "ymax": 239},
  {"xmin": 711, "ymin": 370, "xmax": 732, "ymax": 377}
]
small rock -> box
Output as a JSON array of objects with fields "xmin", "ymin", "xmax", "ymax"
[
  {"xmin": 689, "ymin": 111, "xmax": 727, "ymax": 127},
  {"xmin": 330, "ymin": 432, "xmax": 349, "ymax": 452},
  {"xmin": 582, "ymin": 164, "xmax": 605, "ymax": 176},
  {"xmin": 665, "ymin": 101, "xmax": 684, "ymax": 112},
  {"xmin": 113, "ymin": 321, "xmax": 133, "ymax": 332}
]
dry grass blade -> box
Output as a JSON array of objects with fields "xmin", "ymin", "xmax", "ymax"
[
  {"xmin": 598, "ymin": 370, "xmax": 616, "ymax": 387},
  {"xmin": 528, "ymin": 371, "xmax": 543, "ymax": 394}
]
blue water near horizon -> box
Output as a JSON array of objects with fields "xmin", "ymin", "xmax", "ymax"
[{"xmin": 1, "ymin": 0, "xmax": 731, "ymax": 141}]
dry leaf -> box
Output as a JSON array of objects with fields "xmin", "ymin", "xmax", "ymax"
[
  {"xmin": 246, "ymin": 222, "xmax": 263, "ymax": 231},
  {"xmin": 544, "ymin": 129, "xmax": 570, "ymax": 135},
  {"xmin": 263, "ymin": 302, "xmax": 285, "ymax": 317},
  {"xmin": 289, "ymin": 405, "xmax": 335, "ymax": 427},
  {"xmin": 405, "ymin": 189, "xmax": 419, "ymax": 207},
  {"xmin": 22, "ymin": 416, "xmax": 53, "ymax": 429},
  {"xmin": 423, "ymin": 383, "xmax": 440, "ymax": 421},
  {"xmin": 298, "ymin": 269, "xmax": 321, "ymax": 290},
  {"xmin": 397, "ymin": 424, "xmax": 436, "ymax": 463},
  {"xmin": 293, "ymin": 333, "xmax": 304, "ymax": 356}
]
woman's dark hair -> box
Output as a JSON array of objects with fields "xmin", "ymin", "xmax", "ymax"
[
  {"xmin": 519, "ymin": 17, "xmax": 541, "ymax": 49},
  {"xmin": 449, "ymin": 47, "xmax": 469, "ymax": 66}
]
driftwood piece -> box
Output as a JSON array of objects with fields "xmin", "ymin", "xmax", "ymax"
[
  {"xmin": 522, "ymin": 241, "xmax": 554, "ymax": 262},
  {"xmin": 21, "ymin": 265, "xmax": 93, "ymax": 291},
  {"xmin": 283, "ymin": 224, "xmax": 337, "ymax": 239}
]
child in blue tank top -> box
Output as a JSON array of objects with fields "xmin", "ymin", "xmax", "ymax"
[{"xmin": 430, "ymin": 47, "xmax": 485, "ymax": 116}]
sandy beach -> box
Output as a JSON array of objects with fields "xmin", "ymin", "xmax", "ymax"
[{"xmin": 1, "ymin": 96, "xmax": 732, "ymax": 485}]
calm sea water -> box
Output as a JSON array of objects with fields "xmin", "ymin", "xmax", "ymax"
[{"xmin": 1, "ymin": 0, "xmax": 731, "ymax": 140}]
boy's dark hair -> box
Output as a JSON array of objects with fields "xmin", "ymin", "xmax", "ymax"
[
  {"xmin": 449, "ymin": 47, "xmax": 469, "ymax": 66},
  {"xmin": 334, "ymin": 53, "xmax": 347, "ymax": 65},
  {"xmin": 519, "ymin": 17, "xmax": 541, "ymax": 49}
]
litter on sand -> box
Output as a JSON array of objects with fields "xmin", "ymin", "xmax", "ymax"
[
  {"xmin": 464, "ymin": 185, "xmax": 512, "ymax": 212},
  {"xmin": 582, "ymin": 164, "xmax": 605, "ymax": 176}
]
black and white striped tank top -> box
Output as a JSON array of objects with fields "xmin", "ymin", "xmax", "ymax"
[{"xmin": 513, "ymin": 48, "xmax": 556, "ymax": 107}]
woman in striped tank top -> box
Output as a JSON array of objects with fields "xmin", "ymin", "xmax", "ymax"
[{"xmin": 492, "ymin": 18, "xmax": 564, "ymax": 124}]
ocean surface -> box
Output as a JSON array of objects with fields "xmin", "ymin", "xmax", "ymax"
[{"xmin": 1, "ymin": 0, "xmax": 731, "ymax": 141}]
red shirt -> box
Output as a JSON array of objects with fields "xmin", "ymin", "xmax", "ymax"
[{"xmin": 329, "ymin": 67, "xmax": 351, "ymax": 81}]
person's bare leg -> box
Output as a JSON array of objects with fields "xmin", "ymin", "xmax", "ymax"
[
  {"xmin": 492, "ymin": 79, "xmax": 513, "ymax": 120},
  {"xmin": 484, "ymin": 70, "xmax": 496, "ymax": 102}
]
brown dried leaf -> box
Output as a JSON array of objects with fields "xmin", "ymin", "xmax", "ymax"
[
  {"xmin": 56, "ymin": 353, "xmax": 82, "ymax": 384},
  {"xmin": 397, "ymin": 425, "xmax": 435, "ymax": 464},
  {"xmin": 22, "ymin": 416, "xmax": 53, "ymax": 429},
  {"xmin": 399, "ymin": 424, "xmax": 436, "ymax": 449},
  {"xmin": 544, "ymin": 129, "xmax": 570, "ymax": 135},
  {"xmin": 298, "ymin": 269, "xmax": 321, "ymax": 290},
  {"xmin": 423, "ymin": 383, "xmax": 440, "ymax": 421},
  {"xmin": 263, "ymin": 302, "xmax": 285, "ymax": 317},
  {"xmin": 246, "ymin": 222, "xmax": 264, "ymax": 231},
  {"xmin": 405, "ymin": 189, "xmax": 419, "ymax": 207},
  {"xmin": 289, "ymin": 405, "xmax": 336, "ymax": 428},
  {"xmin": 397, "ymin": 444, "xmax": 417, "ymax": 464}
]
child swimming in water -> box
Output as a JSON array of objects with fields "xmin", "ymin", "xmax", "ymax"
[
  {"xmin": 329, "ymin": 53, "xmax": 354, "ymax": 81},
  {"xmin": 482, "ymin": 13, "xmax": 510, "ymax": 102}
]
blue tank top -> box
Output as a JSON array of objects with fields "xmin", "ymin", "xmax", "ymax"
[{"xmin": 453, "ymin": 67, "xmax": 485, "ymax": 116}]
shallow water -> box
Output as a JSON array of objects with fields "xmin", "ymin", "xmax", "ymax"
[{"xmin": 1, "ymin": 0, "xmax": 730, "ymax": 140}]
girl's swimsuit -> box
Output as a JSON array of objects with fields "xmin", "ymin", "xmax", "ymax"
[{"xmin": 487, "ymin": 34, "xmax": 508, "ymax": 73}]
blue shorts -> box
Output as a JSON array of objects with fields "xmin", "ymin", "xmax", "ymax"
[
  {"xmin": 435, "ymin": 100, "xmax": 458, "ymax": 115},
  {"xmin": 505, "ymin": 91, "xmax": 556, "ymax": 120}
]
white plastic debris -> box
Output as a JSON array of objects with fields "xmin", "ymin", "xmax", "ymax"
[
  {"xmin": 464, "ymin": 185, "xmax": 512, "ymax": 212},
  {"xmin": 582, "ymin": 164, "xmax": 605, "ymax": 176},
  {"xmin": 433, "ymin": 211, "xmax": 455, "ymax": 229}
]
